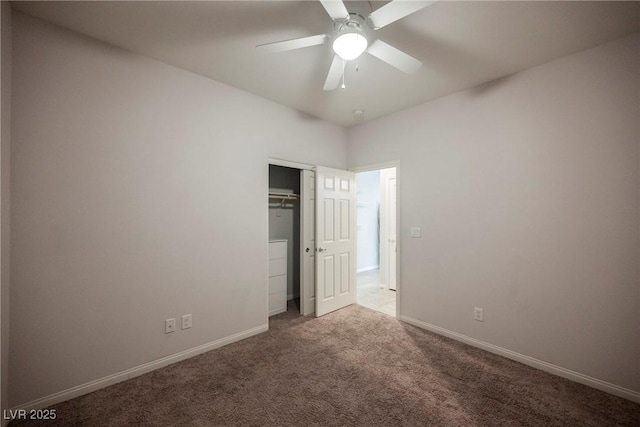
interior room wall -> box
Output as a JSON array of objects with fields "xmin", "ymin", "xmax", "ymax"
[
  {"xmin": 10, "ymin": 12, "xmax": 347, "ymax": 407},
  {"xmin": 356, "ymin": 170, "xmax": 380, "ymax": 272},
  {"xmin": 348, "ymin": 33, "xmax": 640, "ymax": 393},
  {"xmin": 268, "ymin": 165, "xmax": 300, "ymax": 300},
  {"xmin": 0, "ymin": 1, "xmax": 11, "ymax": 415}
]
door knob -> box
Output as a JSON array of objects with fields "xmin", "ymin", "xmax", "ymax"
[{"xmin": 317, "ymin": 247, "xmax": 326, "ymax": 253}]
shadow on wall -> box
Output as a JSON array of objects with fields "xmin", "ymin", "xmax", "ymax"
[{"xmin": 469, "ymin": 74, "xmax": 519, "ymax": 96}]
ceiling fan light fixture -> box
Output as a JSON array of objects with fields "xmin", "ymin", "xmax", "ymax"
[{"xmin": 332, "ymin": 32, "xmax": 368, "ymax": 61}]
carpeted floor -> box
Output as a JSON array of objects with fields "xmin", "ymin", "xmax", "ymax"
[{"xmin": 13, "ymin": 302, "xmax": 640, "ymax": 426}]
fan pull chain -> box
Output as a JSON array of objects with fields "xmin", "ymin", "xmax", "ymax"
[
  {"xmin": 341, "ymin": 59, "xmax": 346, "ymax": 89},
  {"xmin": 356, "ymin": 58, "xmax": 359, "ymax": 72}
]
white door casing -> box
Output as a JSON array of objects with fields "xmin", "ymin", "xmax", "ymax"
[
  {"xmin": 301, "ymin": 170, "xmax": 316, "ymax": 315},
  {"xmin": 379, "ymin": 168, "xmax": 397, "ymax": 290},
  {"xmin": 315, "ymin": 166, "xmax": 356, "ymax": 317}
]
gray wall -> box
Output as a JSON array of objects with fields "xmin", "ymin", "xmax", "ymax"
[
  {"xmin": 268, "ymin": 165, "xmax": 300, "ymax": 300},
  {"xmin": 7, "ymin": 6, "xmax": 640, "ymax": 408},
  {"xmin": 348, "ymin": 33, "xmax": 640, "ymax": 392},
  {"xmin": 10, "ymin": 12, "xmax": 347, "ymax": 406},
  {"xmin": 0, "ymin": 1, "xmax": 11, "ymax": 415}
]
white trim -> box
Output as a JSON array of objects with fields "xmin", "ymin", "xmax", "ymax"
[
  {"xmin": 349, "ymin": 160, "xmax": 400, "ymax": 174},
  {"xmin": 287, "ymin": 292, "xmax": 300, "ymax": 301},
  {"xmin": 357, "ymin": 265, "xmax": 379, "ymax": 273},
  {"xmin": 268, "ymin": 157, "xmax": 313, "ymax": 170},
  {"xmin": 399, "ymin": 315, "xmax": 640, "ymax": 403},
  {"xmin": 11, "ymin": 323, "xmax": 269, "ymax": 412}
]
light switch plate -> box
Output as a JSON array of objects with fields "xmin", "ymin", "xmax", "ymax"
[{"xmin": 410, "ymin": 227, "xmax": 421, "ymax": 238}]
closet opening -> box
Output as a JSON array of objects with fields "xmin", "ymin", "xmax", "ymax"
[{"xmin": 268, "ymin": 164, "xmax": 302, "ymax": 315}]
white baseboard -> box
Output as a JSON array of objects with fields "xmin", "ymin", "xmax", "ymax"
[
  {"xmin": 357, "ymin": 265, "xmax": 379, "ymax": 273},
  {"xmin": 287, "ymin": 293, "xmax": 299, "ymax": 301},
  {"xmin": 399, "ymin": 315, "xmax": 640, "ymax": 404},
  {"xmin": 12, "ymin": 323, "xmax": 269, "ymax": 413}
]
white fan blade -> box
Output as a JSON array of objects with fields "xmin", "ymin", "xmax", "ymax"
[
  {"xmin": 367, "ymin": 39, "xmax": 422, "ymax": 74},
  {"xmin": 319, "ymin": 0, "xmax": 349, "ymax": 21},
  {"xmin": 323, "ymin": 55, "xmax": 344, "ymax": 91},
  {"xmin": 256, "ymin": 34, "xmax": 328, "ymax": 54},
  {"xmin": 368, "ymin": 0, "xmax": 435, "ymax": 30}
]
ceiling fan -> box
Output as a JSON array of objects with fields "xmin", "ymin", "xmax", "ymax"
[{"xmin": 256, "ymin": 0, "xmax": 435, "ymax": 90}]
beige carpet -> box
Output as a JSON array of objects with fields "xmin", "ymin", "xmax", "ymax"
[{"xmin": 13, "ymin": 302, "xmax": 640, "ymax": 426}]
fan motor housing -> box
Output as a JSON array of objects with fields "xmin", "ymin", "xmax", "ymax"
[
  {"xmin": 335, "ymin": 13, "xmax": 370, "ymax": 40},
  {"xmin": 332, "ymin": 14, "xmax": 371, "ymax": 60}
]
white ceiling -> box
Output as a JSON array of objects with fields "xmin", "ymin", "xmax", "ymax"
[{"xmin": 12, "ymin": 1, "xmax": 640, "ymax": 127}]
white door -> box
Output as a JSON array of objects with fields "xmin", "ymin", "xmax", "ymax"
[
  {"xmin": 315, "ymin": 166, "xmax": 356, "ymax": 317},
  {"xmin": 300, "ymin": 170, "xmax": 316, "ymax": 315},
  {"xmin": 388, "ymin": 176, "xmax": 397, "ymax": 291}
]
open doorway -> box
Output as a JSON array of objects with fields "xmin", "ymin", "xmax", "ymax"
[
  {"xmin": 355, "ymin": 167, "xmax": 397, "ymax": 317},
  {"xmin": 267, "ymin": 159, "xmax": 317, "ymax": 318},
  {"xmin": 268, "ymin": 164, "xmax": 302, "ymax": 315}
]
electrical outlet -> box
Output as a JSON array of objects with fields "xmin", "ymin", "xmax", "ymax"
[
  {"xmin": 474, "ymin": 307, "xmax": 484, "ymax": 322},
  {"xmin": 165, "ymin": 318, "xmax": 176, "ymax": 333},
  {"xmin": 182, "ymin": 314, "xmax": 192, "ymax": 330}
]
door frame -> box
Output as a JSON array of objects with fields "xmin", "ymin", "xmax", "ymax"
[
  {"xmin": 269, "ymin": 158, "xmax": 314, "ymax": 171},
  {"xmin": 350, "ymin": 161, "xmax": 401, "ymax": 317}
]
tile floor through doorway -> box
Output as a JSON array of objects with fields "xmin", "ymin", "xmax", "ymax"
[{"xmin": 357, "ymin": 269, "xmax": 396, "ymax": 317}]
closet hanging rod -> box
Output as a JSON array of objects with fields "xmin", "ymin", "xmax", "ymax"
[{"xmin": 268, "ymin": 193, "xmax": 299, "ymax": 200}]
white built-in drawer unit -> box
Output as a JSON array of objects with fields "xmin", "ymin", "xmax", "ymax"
[{"xmin": 268, "ymin": 239, "xmax": 287, "ymax": 316}]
